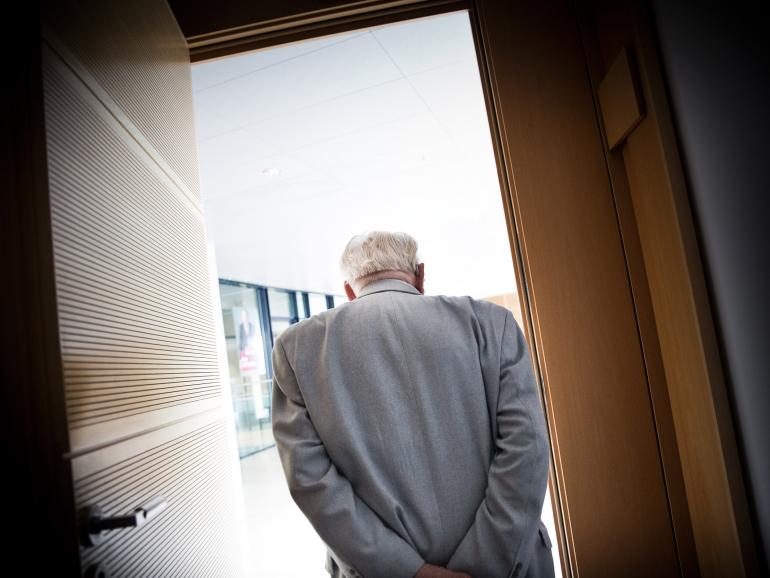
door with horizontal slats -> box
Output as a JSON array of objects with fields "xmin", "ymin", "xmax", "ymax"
[{"xmin": 40, "ymin": 0, "xmax": 243, "ymax": 575}]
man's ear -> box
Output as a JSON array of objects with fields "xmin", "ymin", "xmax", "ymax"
[
  {"xmin": 415, "ymin": 263, "xmax": 425, "ymax": 294},
  {"xmin": 344, "ymin": 281, "xmax": 357, "ymax": 301}
]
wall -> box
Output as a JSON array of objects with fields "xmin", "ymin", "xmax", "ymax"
[{"xmin": 651, "ymin": 1, "xmax": 770, "ymax": 570}]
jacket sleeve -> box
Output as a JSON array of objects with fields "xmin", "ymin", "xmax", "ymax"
[
  {"xmin": 446, "ymin": 310, "xmax": 551, "ymax": 578},
  {"xmin": 270, "ymin": 337, "xmax": 426, "ymax": 578}
]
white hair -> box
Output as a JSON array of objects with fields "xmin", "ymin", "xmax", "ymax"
[{"xmin": 339, "ymin": 231, "xmax": 420, "ymax": 287}]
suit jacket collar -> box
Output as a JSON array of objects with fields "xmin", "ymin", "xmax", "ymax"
[{"xmin": 356, "ymin": 278, "xmax": 421, "ymax": 298}]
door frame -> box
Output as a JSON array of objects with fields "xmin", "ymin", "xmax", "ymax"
[
  {"xmin": 574, "ymin": 2, "xmax": 759, "ymax": 575},
  {"xmin": 3, "ymin": 4, "xmax": 81, "ymax": 573},
  {"xmin": 174, "ymin": 0, "xmax": 756, "ymax": 575},
  {"xmin": 185, "ymin": 1, "xmax": 575, "ymax": 573}
]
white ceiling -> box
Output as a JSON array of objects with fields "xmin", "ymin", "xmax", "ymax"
[{"xmin": 191, "ymin": 10, "xmax": 518, "ymax": 298}]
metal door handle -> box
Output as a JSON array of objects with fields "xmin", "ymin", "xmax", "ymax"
[{"xmin": 79, "ymin": 496, "xmax": 168, "ymax": 547}]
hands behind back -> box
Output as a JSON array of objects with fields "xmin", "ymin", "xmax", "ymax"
[{"xmin": 413, "ymin": 562, "xmax": 472, "ymax": 578}]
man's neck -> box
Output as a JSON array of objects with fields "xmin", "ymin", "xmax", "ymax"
[{"xmin": 356, "ymin": 270, "xmax": 417, "ymax": 292}]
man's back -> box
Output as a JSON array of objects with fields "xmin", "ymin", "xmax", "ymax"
[{"xmin": 271, "ymin": 278, "xmax": 551, "ymax": 578}]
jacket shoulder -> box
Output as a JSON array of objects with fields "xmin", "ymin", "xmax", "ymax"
[
  {"xmin": 273, "ymin": 307, "xmax": 335, "ymax": 352},
  {"xmin": 436, "ymin": 294, "xmax": 511, "ymax": 323}
]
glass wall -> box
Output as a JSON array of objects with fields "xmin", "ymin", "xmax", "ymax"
[
  {"xmin": 219, "ymin": 279, "xmax": 343, "ymax": 458},
  {"xmin": 219, "ymin": 282, "xmax": 273, "ymax": 457}
]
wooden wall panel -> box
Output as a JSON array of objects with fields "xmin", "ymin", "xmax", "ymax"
[
  {"xmin": 575, "ymin": 7, "xmax": 699, "ymax": 575},
  {"xmin": 580, "ymin": 3, "xmax": 759, "ymax": 575},
  {"xmin": 169, "ymin": 0, "xmax": 368, "ymax": 40},
  {"xmin": 474, "ymin": 1, "xmax": 681, "ymax": 575}
]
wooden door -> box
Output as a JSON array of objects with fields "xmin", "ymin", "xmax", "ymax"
[
  {"xmin": 39, "ymin": 0, "xmax": 243, "ymax": 575},
  {"xmin": 472, "ymin": 2, "xmax": 683, "ymax": 575},
  {"xmin": 576, "ymin": 2, "xmax": 759, "ymax": 575}
]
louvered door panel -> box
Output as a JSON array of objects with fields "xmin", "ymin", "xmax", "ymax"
[
  {"xmin": 42, "ymin": 0, "xmax": 201, "ymax": 196},
  {"xmin": 43, "ymin": 52, "xmax": 220, "ymax": 438},
  {"xmin": 40, "ymin": 0, "xmax": 243, "ymax": 575},
  {"xmin": 74, "ymin": 417, "xmax": 238, "ymax": 577}
]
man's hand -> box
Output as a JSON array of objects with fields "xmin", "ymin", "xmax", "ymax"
[{"xmin": 413, "ymin": 563, "xmax": 472, "ymax": 578}]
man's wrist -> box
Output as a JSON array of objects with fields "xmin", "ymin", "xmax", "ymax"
[
  {"xmin": 414, "ymin": 563, "xmax": 439, "ymax": 578},
  {"xmin": 413, "ymin": 563, "xmax": 472, "ymax": 578}
]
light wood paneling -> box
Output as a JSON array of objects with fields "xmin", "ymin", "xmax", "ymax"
[
  {"xmin": 474, "ymin": 1, "xmax": 680, "ymax": 575},
  {"xmin": 576, "ymin": 7, "xmax": 698, "ymax": 574},
  {"xmin": 583, "ymin": 3, "xmax": 759, "ymax": 575},
  {"xmin": 175, "ymin": 0, "xmax": 470, "ymax": 62},
  {"xmin": 597, "ymin": 45, "xmax": 645, "ymax": 149}
]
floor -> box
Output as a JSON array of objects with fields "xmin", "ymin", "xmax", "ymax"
[{"xmin": 239, "ymin": 447, "xmax": 329, "ymax": 577}]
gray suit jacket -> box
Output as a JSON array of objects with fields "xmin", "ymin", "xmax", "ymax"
[{"xmin": 271, "ymin": 278, "xmax": 553, "ymax": 578}]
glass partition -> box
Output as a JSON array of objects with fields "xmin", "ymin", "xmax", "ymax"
[
  {"xmin": 219, "ymin": 282, "xmax": 274, "ymax": 457},
  {"xmin": 219, "ymin": 281, "xmax": 347, "ymax": 458}
]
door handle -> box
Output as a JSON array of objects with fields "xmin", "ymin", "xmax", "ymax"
[{"xmin": 79, "ymin": 496, "xmax": 168, "ymax": 547}]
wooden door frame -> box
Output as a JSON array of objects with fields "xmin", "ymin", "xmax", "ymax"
[
  {"xmin": 2, "ymin": 3, "xmax": 80, "ymax": 574},
  {"xmin": 575, "ymin": 2, "xmax": 758, "ymax": 575},
  {"xmin": 172, "ymin": 0, "xmax": 757, "ymax": 575},
  {"xmin": 182, "ymin": 1, "xmax": 576, "ymax": 573}
]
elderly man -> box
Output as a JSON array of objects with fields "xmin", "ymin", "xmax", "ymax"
[{"xmin": 271, "ymin": 231, "xmax": 554, "ymax": 578}]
